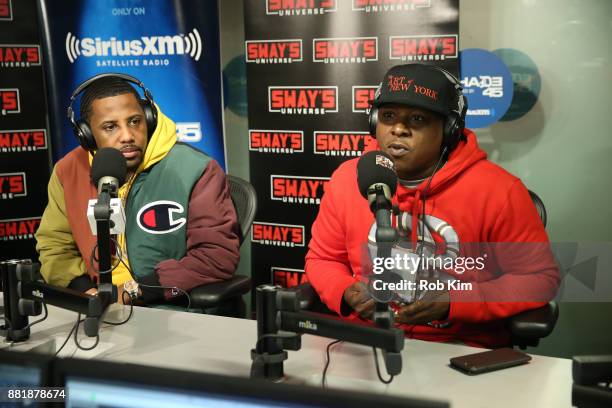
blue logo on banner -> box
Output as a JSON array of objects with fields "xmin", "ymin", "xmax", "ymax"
[
  {"xmin": 43, "ymin": 0, "xmax": 225, "ymax": 169},
  {"xmin": 459, "ymin": 48, "xmax": 513, "ymax": 128},
  {"xmin": 494, "ymin": 48, "xmax": 541, "ymax": 122}
]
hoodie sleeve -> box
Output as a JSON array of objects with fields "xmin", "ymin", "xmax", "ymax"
[
  {"xmin": 448, "ymin": 180, "xmax": 560, "ymax": 323},
  {"xmin": 150, "ymin": 160, "xmax": 240, "ymax": 299},
  {"xmin": 35, "ymin": 168, "xmax": 90, "ymax": 288},
  {"xmin": 305, "ymin": 170, "xmax": 358, "ymax": 316}
]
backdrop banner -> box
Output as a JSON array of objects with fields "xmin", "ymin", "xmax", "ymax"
[
  {"xmin": 39, "ymin": 0, "xmax": 226, "ymax": 168},
  {"xmin": 244, "ymin": 0, "xmax": 460, "ymax": 303},
  {"xmin": 0, "ymin": 0, "xmax": 52, "ymax": 261}
]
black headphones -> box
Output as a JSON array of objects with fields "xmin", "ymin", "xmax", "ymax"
[
  {"xmin": 67, "ymin": 73, "xmax": 158, "ymax": 151},
  {"xmin": 368, "ymin": 66, "xmax": 468, "ymax": 153}
]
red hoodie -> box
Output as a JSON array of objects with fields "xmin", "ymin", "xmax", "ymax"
[{"xmin": 305, "ymin": 129, "xmax": 559, "ymax": 348}]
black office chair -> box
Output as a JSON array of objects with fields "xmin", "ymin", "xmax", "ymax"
[
  {"xmin": 509, "ymin": 190, "xmax": 558, "ymax": 349},
  {"xmin": 188, "ymin": 175, "xmax": 256, "ymax": 317},
  {"xmin": 293, "ymin": 190, "xmax": 559, "ymax": 349}
]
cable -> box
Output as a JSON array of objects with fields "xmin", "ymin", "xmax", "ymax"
[
  {"xmin": 0, "ymin": 302, "xmax": 48, "ymax": 337},
  {"xmin": 102, "ymin": 291, "xmax": 134, "ymax": 326},
  {"xmin": 97, "ymin": 235, "xmax": 192, "ymax": 312},
  {"xmin": 117, "ymin": 257, "xmax": 192, "ymax": 312},
  {"xmin": 54, "ymin": 316, "xmax": 82, "ymax": 357},
  {"xmin": 115, "ymin": 237, "xmax": 192, "ymax": 311},
  {"xmin": 90, "ymin": 240, "xmax": 122, "ymax": 275},
  {"xmin": 372, "ymin": 347, "xmax": 394, "ymax": 384},
  {"xmin": 23, "ymin": 301, "xmax": 48, "ymax": 330},
  {"xmin": 417, "ymin": 147, "xmax": 447, "ymax": 279},
  {"xmin": 322, "ymin": 340, "xmax": 342, "ymax": 388},
  {"xmin": 73, "ymin": 313, "xmax": 100, "ymax": 351}
]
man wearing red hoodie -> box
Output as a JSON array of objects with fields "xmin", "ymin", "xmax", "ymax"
[{"xmin": 305, "ymin": 64, "xmax": 559, "ymax": 348}]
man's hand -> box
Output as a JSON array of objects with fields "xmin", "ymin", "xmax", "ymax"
[
  {"xmin": 117, "ymin": 285, "xmax": 129, "ymax": 305},
  {"xmin": 117, "ymin": 283, "xmax": 143, "ymax": 305},
  {"xmin": 117, "ymin": 285, "xmax": 138, "ymax": 305},
  {"xmin": 84, "ymin": 288, "xmax": 98, "ymax": 296},
  {"xmin": 394, "ymin": 289, "xmax": 450, "ymax": 325},
  {"xmin": 343, "ymin": 281, "xmax": 375, "ymax": 319},
  {"xmin": 84, "ymin": 286, "xmax": 133, "ymax": 305}
]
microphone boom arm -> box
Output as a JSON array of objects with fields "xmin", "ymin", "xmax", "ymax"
[
  {"xmin": 0, "ymin": 261, "xmax": 114, "ymax": 342},
  {"xmin": 250, "ymin": 285, "xmax": 404, "ymax": 382}
]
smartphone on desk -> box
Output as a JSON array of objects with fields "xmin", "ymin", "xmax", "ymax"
[{"xmin": 450, "ymin": 348, "xmax": 532, "ymax": 375}]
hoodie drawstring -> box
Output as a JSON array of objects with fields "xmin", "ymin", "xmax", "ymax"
[{"xmin": 410, "ymin": 189, "xmax": 422, "ymax": 251}]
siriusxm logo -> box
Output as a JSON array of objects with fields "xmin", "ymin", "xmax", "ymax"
[{"xmin": 65, "ymin": 29, "xmax": 202, "ymax": 63}]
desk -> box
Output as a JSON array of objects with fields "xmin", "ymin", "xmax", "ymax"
[{"xmin": 1, "ymin": 303, "xmax": 572, "ymax": 408}]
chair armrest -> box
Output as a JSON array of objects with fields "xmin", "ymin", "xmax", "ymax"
[
  {"xmin": 286, "ymin": 282, "xmax": 317, "ymax": 310},
  {"xmin": 509, "ymin": 301, "xmax": 559, "ymax": 340},
  {"xmin": 189, "ymin": 275, "xmax": 251, "ymax": 309},
  {"xmin": 287, "ymin": 282, "xmax": 335, "ymax": 315}
]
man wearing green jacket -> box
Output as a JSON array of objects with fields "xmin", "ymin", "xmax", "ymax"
[{"xmin": 36, "ymin": 74, "xmax": 240, "ymax": 305}]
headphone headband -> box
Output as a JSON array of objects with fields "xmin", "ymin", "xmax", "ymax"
[
  {"xmin": 68, "ymin": 72, "xmax": 154, "ymax": 111},
  {"xmin": 431, "ymin": 66, "xmax": 466, "ymax": 120}
]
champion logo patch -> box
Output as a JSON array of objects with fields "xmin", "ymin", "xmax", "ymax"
[{"xmin": 136, "ymin": 201, "xmax": 186, "ymax": 234}]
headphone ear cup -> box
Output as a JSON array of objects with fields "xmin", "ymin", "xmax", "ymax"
[
  {"xmin": 141, "ymin": 99, "xmax": 158, "ymax": 138},
  {"xmin": 75, "ymin": 119, "xmax": 97, "ymax": 151},
  {"xmin": 442, "ymin": 114, "xmax": 460, "ymax": 152},
  {"xmin": 368, "ymin": 106, "xmax": 378, "ymax": 136}
]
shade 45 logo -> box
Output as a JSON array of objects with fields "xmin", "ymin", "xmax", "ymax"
[
  {"xmin": 352, "ymin": 86, "xmax": 378, "ymax": 113},
  {"xmin": 0, "ymin": 0, "xmax": 12, "ymax": 20},
  {"xmin": 390, "ymin": 35, "xmax": 458, "ymax": 62},
  {"xmin": 249, "ymin": 130, "xmax": 304, "ymax": 154},
  {"xmin": 269, "ymin": 86, "xmax": 338, "ymax": 115},
  {"xmin": 252, "ymin": 222, "xmax": 305, "ymax": 247},
  {"xmin": 0, "ymin": 45, "xmax": 41, "ymax": 68},
  {"xmin": 0, "ymin": 129, "xmax": 47, "ymax": 153},
  {"xmin": 271, "ymin": 175, "xmax": 330, "ymax": 205},
  {"xmin": 0, "ymin": 89, "xmax": 20, "ymax": 115},
  {"xmin": 0, "ymin": 217, "xmax": 40, "ymax": 241},
  {"xmin": 313, "ymin": 37, "xmax": 377, "ymax": 64},
  {"xmin": 352, "ymin": 0, "xmax": 431, "ymax": 12},
  {"xmin": 246, "ymin": 39, "xmax": 302, "ymax": 64},
  {"xmin": 272, "ymin": 267, "xmax": 308, "ymax": 288},
  {"xmin": 314, "ymin": 131, "xmax": 375, "ymax": 157},
  {"xmin": 266, "ymin": 0, "xmax": 337, "ymax": 16},
  {"xmin": 0, "ymin": 172, "xmax": 26, "ymax": 199},
  {"xmin": 176, "ymin": 122, "xmax": 202, "ymax": 143}
]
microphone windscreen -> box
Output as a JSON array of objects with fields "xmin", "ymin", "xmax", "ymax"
[
  {"xmin": 91, "ymin": 147, "xmax": 127, "ymax": 187},
  {"xmin": 357, "ymin": 151, "xmax": 397, "ymax": 199}
]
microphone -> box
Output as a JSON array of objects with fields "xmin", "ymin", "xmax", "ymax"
[
  {"xmin": 91, "ymin": 147, "xmax": 127, "ymax": 196},
  {"xmin": 358, "ymin": 151, "xmax": 399, "ymax": 304},
  {"xmin": 357, "ymin": 151, "xmax": 398, "ymax": 212},
  {"xmin": 87, "ymin": 148, "xmax": 127, "ymax": 236}
]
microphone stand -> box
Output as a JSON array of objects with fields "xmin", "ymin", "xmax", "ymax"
[
  {"xmin": 0, "ymin": 182, "xmax": 120, "ymax": 342},
  {"xmin": 93, "ymin": 182, "xmax": 118, "ymax": 307},
  {"xmin": 368, "ymin": 184, "xmax": 402, "ymax": 375}
]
